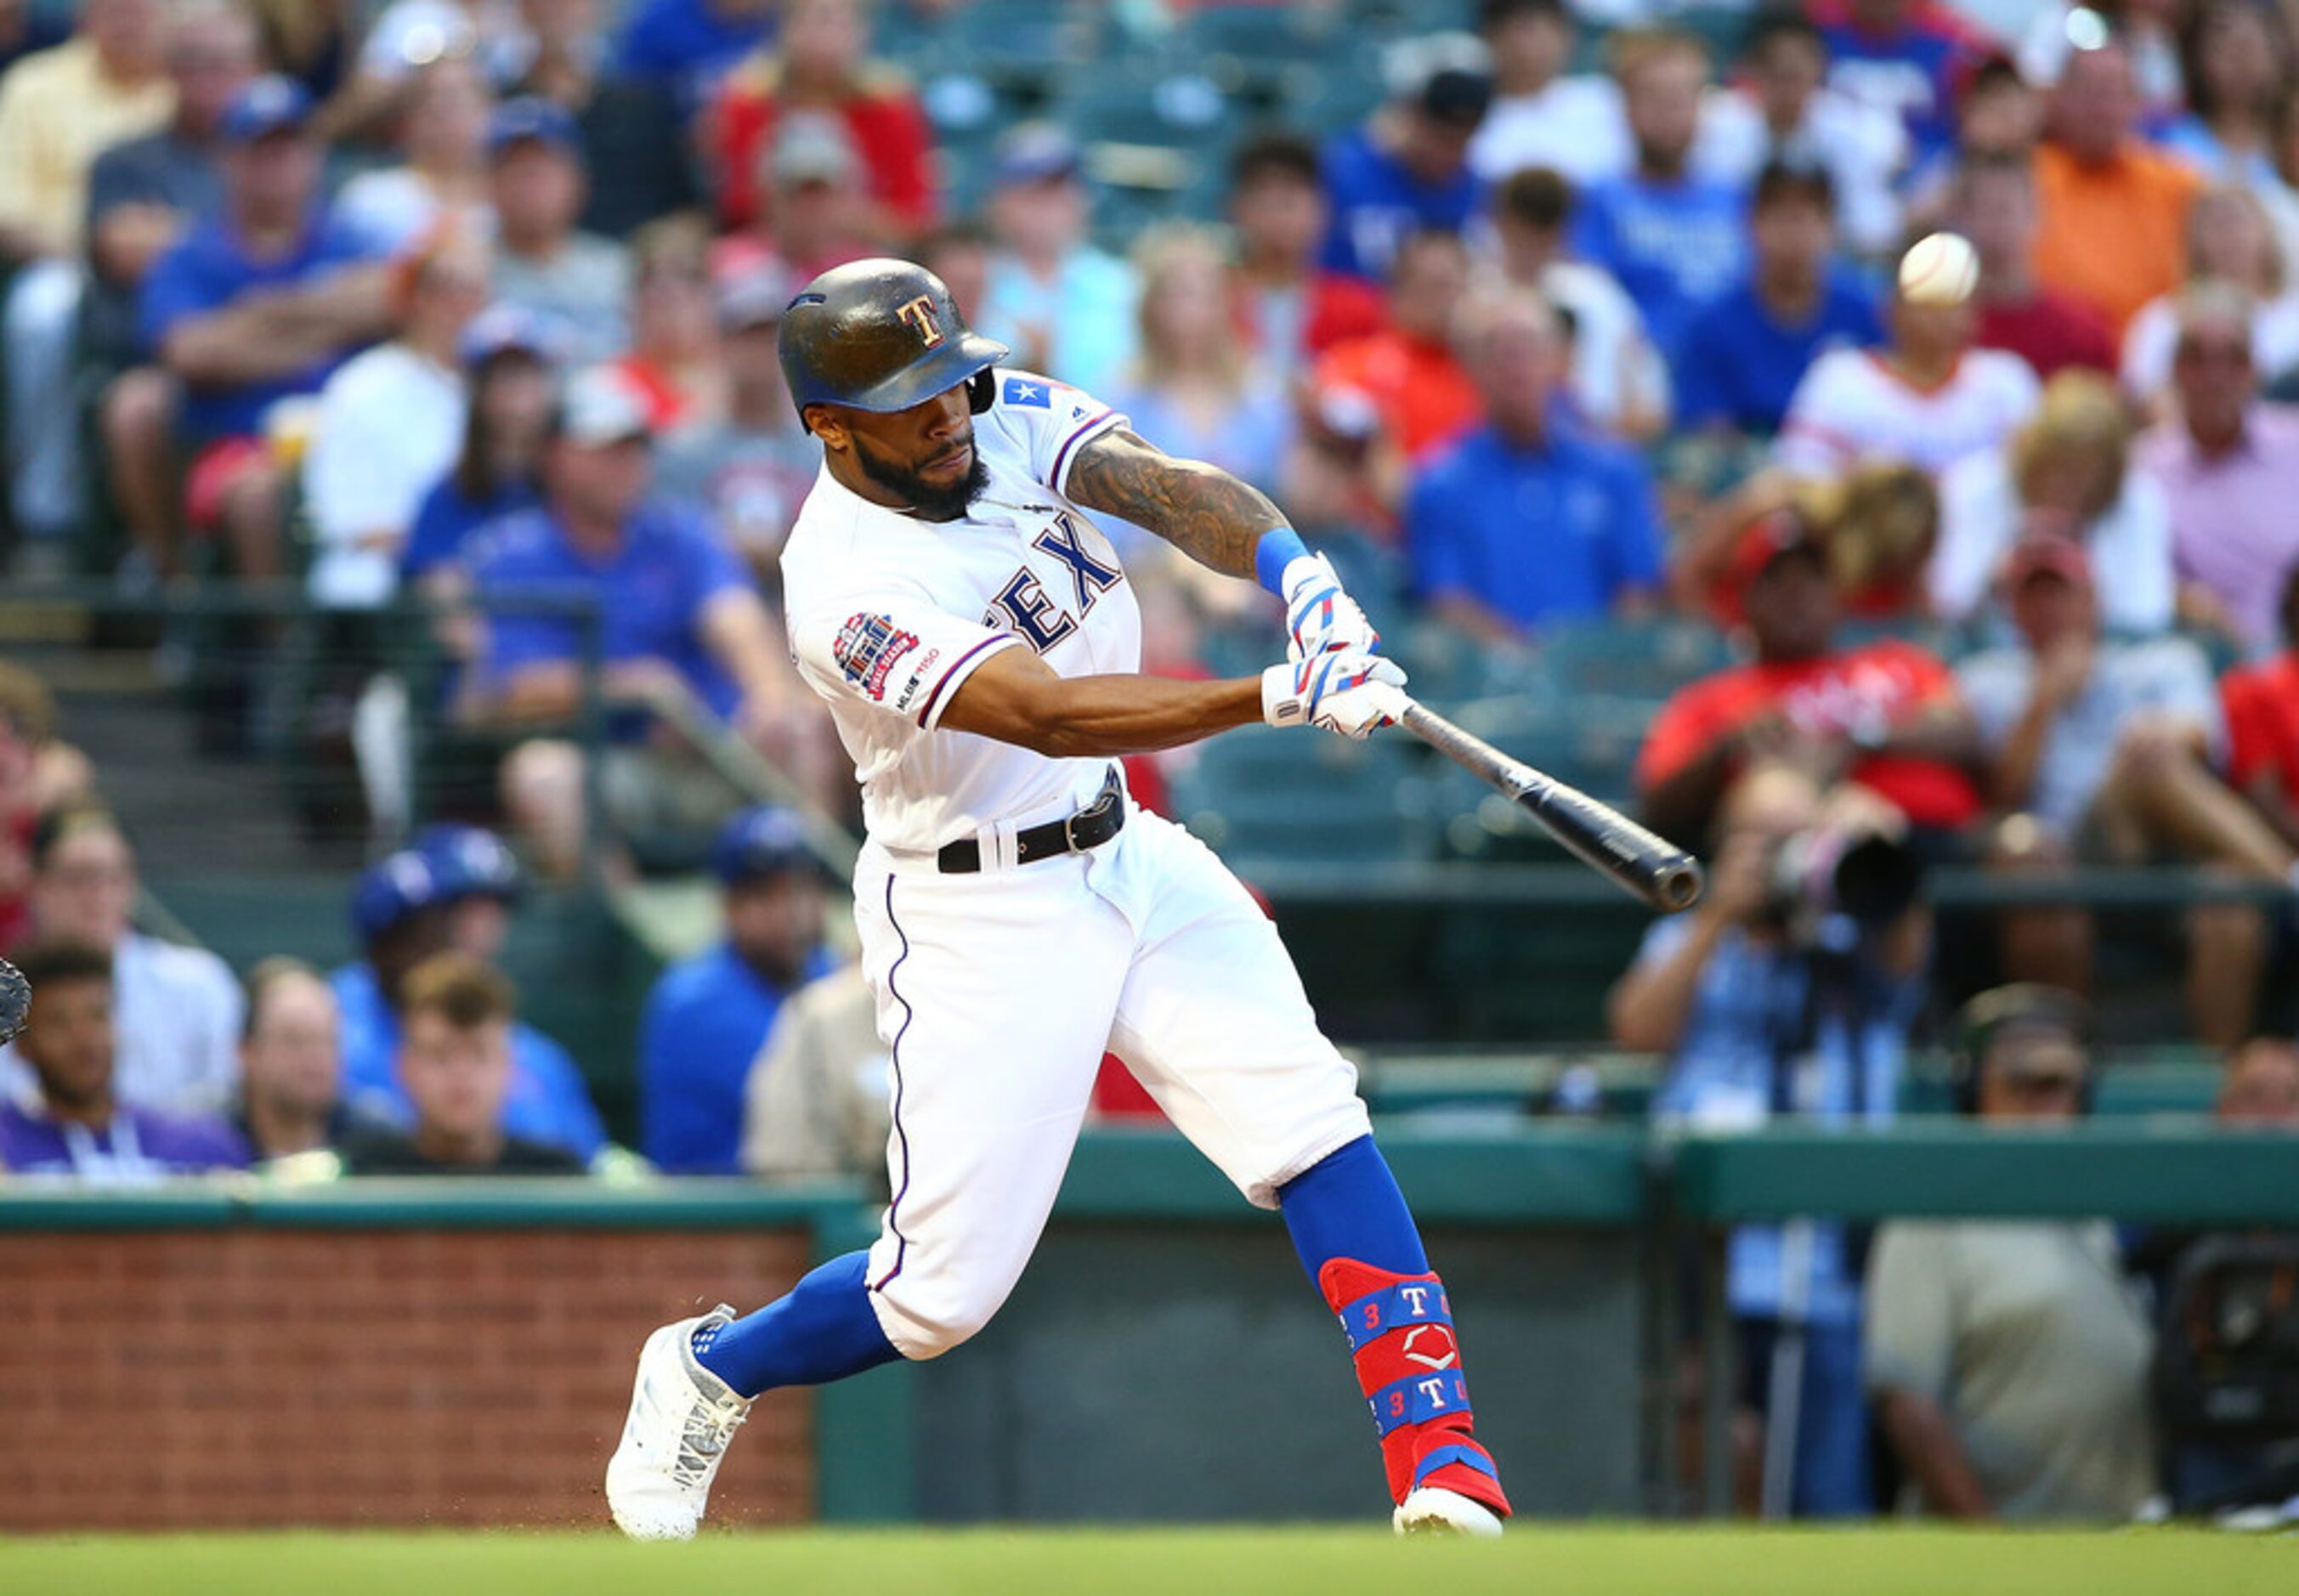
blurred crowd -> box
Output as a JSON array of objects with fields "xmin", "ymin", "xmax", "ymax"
[{"xmin": 6, "ymin": 0, "xmax": 2299, "ymax": 1525}]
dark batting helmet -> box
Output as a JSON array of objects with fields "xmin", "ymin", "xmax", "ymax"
[{"xmin": 779, "ymin": 258, "xmax": 1008, "ymax": 434}]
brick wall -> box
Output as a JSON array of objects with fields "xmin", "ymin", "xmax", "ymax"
[{"xmin": 0, "ymin": 1228, "xmax": 816, "ymax": 1529}]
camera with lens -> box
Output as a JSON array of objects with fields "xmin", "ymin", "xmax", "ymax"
[{"xmin": 1763, "ymin": 823, "xmax": 1925, "ymax": 944}]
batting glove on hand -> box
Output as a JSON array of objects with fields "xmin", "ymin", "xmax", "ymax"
[
  {"xmin": 1281, "ymin": 552, "xmax": 1380, "ymax": 663},
  {"xmin": 1263, "ymin": 649, "xmax": 1410, "ymax": 740},
  {"xmin": 0, "ymin": 957, "xmax": 26, "ymax": 1047}
]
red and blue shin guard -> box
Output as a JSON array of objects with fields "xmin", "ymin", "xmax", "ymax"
[{"xmin": 1318, "ymin": 1257, "xmax": 1511, "ymax": 1518}]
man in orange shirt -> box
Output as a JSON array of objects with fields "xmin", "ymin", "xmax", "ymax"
[
  {"xmin": 1637, "ymin": 512, "xmax": 1984, "ymax": 845},
  {"xmin": 2029, "ymin": 28, "xmax": 2200, "ymax": 339},
  {"xmin": 1310, "ymin": 229, "xmax": 1483, "ymax": 464}
]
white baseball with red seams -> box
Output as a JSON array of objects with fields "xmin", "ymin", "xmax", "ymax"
[
  {"xmin": 779, "ymin": 369, "xmax": 1373, "ymax": 1358},
  {"xmin": 1897, "ymin": 230, "xmax": 1979, "ymax": 307}
]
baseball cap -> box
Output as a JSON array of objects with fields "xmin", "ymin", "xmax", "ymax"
[
  {"xmin": 716, "ymin": 268, "xmax": 795, "ymax": 333},
  {"xmin": 1384, "ymin": 32, "xmax": 1495, "ymax": 127},
  {"xmin": 2002, "ymin": 534, "xmax": 2092, "ymax": 590},
  {"xmin": 416, "ymin": 823, "xmax": 524, "ymax": 904},
  {"xmin": 490, "ymin": 96, "xmax": 580, "ymax": 159},
  {"xmin": 460, "ymin": 303, "xmax": 566, "ymax": 368},
  {"xmin": 712, "ymin": 806, "xmax": 818, "ymax": 886},
  {"xmin": 555, "ymin": 364, "xmax": 653, "ymax": 447},
  {"xmin": 993, "ymin": 122, "xmax": 1082, "ymax": 189},
  {"xmin": 1957, "ymin": 982, "xmax": 2091, "ymax": 1085},
  {"xmin": 350, "ymin": 850, "xmax": 446, "ymax": 943},
  {"xmin": 771, "ymin": 113, "xmax": 861, "ymax": 189},
  {"xmin": 223, "ymin": 76, "xmax": 314, "ymax": 144}
]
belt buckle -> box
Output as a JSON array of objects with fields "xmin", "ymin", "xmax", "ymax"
[{"xmin": 1062, "ymin": 808, "xmax": 1086, "ymax": 853}]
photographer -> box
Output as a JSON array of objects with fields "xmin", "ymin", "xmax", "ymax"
[{"xmin": 1610, "ymin": 762, "xmax": 1930, "ymax": 1518}]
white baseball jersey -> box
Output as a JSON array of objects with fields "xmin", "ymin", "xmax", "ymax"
[
  {"xmin": 781, "ymin": 369, "xmax": 1138, "ymax": 853},
  {"xmin": 1775, "ymin": 348, "xmax": 2041, "ymax": 480},
  {"xmin": 775, "ymin": 365, "xmax": 1369, "ymax": 1361}
]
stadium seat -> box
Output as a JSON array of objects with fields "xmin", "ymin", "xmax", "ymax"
[{"xmin": 1167, "ymin": 723, "xmax": 1433, "ymax": 863}]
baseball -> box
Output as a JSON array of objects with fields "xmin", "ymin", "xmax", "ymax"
[{"xmin": 1898, "ymin": 231, "xmax": 1979, "ymax": 306}]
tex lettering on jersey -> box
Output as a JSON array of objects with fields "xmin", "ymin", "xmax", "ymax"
[
  {"xmin": 985, "ymin": 512, "xmax": 1124, "ymax": 654},
  {"xmin": 833, "ymin": 611, "xmax": 922, "ymax": 702}
]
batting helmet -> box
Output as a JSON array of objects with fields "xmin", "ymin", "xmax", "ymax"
[{"xmin": 779, "ymin": 258, "xmax": 1008, "ymax": 434}]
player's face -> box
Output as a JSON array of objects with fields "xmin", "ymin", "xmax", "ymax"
[
  {"xmin": 1752, "ymin": 193, "xmax": 1832, "ymax": 277},
  {"xmin": 2008, "ymin": 570, "xmax": 2090, "ymax": 652},
  {"xmin": 35, "ymin": 826, "xmax": 136, "ymax": 949},
  {"xmin": 726, "ymin": 873, "xmax": 825, "ymax": 983},
  {"xmin": 2220, "ymin": 1039, "xmax": 2299, "ymax": 1124},
  {"xmin": 1977, "ymin": 1033, "xmax": 2087, "ymax": 1122},
  {"xmin": 16, "ymin": 975, "xmax": 116, "ymax": 1113},
  {"xmin": 1742, "ymin": 550, "xmax": 1838, "ymax": 659},
  {"xmin": 833, "ymin": 383, "xmax": 988, "ymax": 522},
  {"xmin": 242, "ymin": 976, "xmax": 340, "ymax": 1113},
  {"xmin": 399, "ymin": 1011, "xmax": 512, "ymax": 1144}
]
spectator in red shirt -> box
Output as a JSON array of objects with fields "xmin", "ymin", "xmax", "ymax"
[
  {"xmin": 1956, "ymin": 153, "xmax": 2116, "ymax": 381},
  {"xmin": 1224, "ymin": 132, "xmax": 1385, "ymax": 378},
  {"xmin": 2221, "ymin": 563, "xmax": 2299, "ymax": 850},
  {"xmin": 1637, "ymin": 510, "xmax": 1984, "ymax": 846},
  {"xmin": 1310, "ymin": 229, "xmax": 1483, "ymax": 467},
  {"xmin": 705, "ymin": 0, "xmax": 935, "ymax": 242}
]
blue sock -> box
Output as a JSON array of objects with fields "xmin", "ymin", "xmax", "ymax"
[
  {"xmin": 690, "ymin": 1251, "xmax": 902, "ymax": 1399},
  {"xmin": 1276, "ymin": 1135, "xmax": 1429, "ymax": 1283}
]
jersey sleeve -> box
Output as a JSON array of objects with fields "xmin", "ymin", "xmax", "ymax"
[
  {"xmin": 982, "ymin": 369, "xmax": 1128, "ymax": 500},
  {"xmin": 790, "ymin": 590, "xmax": 1022, "ymax": 733}
]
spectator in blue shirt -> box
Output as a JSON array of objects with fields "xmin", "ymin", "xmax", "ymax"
[
  {"xmin": 1674, "ymin": 156, "xmax": 1884, "ymax": 440},
  {"xmin": 639, "ymin": 806, "xmax": 835, "ymax": 1174},
  {"xmin": 109, "ymin": 75, "xmax": 391, "ymax": 584},
  {"xmin": 329, "ymin": 849, "xmax": 608, "ymax": 1161},
  {"xmin": 616, "ymin": 0, "xmax": 773, "ymax": 117},
  {"xmin": 1406, "ymin": 288, "xmax": 1666, "ymax": 642},
  {"xmin": 1608, "ymin": 763, "xmax": 1929, "ymax": 1518},
  {"xmin": 1571, "ymin": 30, "xmax": 1749, "ymax": 365},
  {"xmin": 468, "ymin": 363, "xmax": 791, "ymax": 880},
  {"xmin": 1318, "ymin": 31, "xmax": 1492, "ymax": 281}
]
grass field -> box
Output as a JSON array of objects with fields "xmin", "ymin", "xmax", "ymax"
[{"xmin": 1, "ymin": 1527, "xmax": 2292, "ymax": 1596}]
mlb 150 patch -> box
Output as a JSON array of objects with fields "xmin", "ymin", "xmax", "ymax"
[{"xmin": 834, "ymin": 612, "xmax": 922, "ymax": 702}]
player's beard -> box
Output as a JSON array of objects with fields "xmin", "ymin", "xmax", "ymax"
[{"xmin": 853, "ymin": 430, "xmax": 990, "ymax": 522}]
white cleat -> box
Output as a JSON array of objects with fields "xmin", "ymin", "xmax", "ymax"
[
  {"xmin": 1393, "ymin": 1486, "xmax": 1506, "ymax": 1537},
  {"xmin": 605, "ymin": 1304, "xmax": 752, "ymax": 1540}
]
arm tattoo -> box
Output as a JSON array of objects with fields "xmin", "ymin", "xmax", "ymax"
[{"xmin": 1065, "ymin": 427, "xmax": 1285, "ymax": 580}]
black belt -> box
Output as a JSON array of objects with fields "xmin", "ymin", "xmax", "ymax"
[{"xmin": 937, "ymin": 769, "xmax": 1126, "ymax": 874}]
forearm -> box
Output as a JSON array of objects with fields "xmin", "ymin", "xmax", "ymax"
[
  {"xmin": 1991, "ymin": 698, "xmax": 2055, "ymax": 809},
  {"xmin": 166, "ymin": 313, "xmax": 358, "ymax": 387},
  {"xmin": 1642, "ymin": 739, "xmax": 1738, "ymax": 844},
  {"xmin": 1877, "ymin": 1390, "xmax": 1996, "ymax": 1520},
  {"xmin": 481, "ymin": 665, "xmax": 584, "ymax": 725},
  {"xmin": 1606, "ymin": 912, "xmax": 1730, "ymax": 1051},
  {"xmin": 1065, "ymin": 427, "xmax": 1282, "ymax": 580},
  {"xmin": 943, "ymin": 663, "xmax": 1263, "ymax": 759},
  {"xmin": 1878, "ymin": 705, "xmax": 1982, "ymax": 771}
]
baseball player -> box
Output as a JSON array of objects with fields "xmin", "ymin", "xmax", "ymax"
[{"xmin": 605, "ymin": 260, "xmax": 1511, "ymax": 1537}]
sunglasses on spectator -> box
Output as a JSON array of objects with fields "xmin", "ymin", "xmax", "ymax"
[{"xmin": 2176, "ymin": 339, "xmax": 2252, "ymax": 365}]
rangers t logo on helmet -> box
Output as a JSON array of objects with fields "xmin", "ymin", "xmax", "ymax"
[{"xmin": 896, "ymin": 294, "xmax": 944, "ymax": 348}]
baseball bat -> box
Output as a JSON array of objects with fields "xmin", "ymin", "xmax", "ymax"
[{"xmin": 1397, "ymin": 699, "xmax": 1705, "ymax": 913}]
